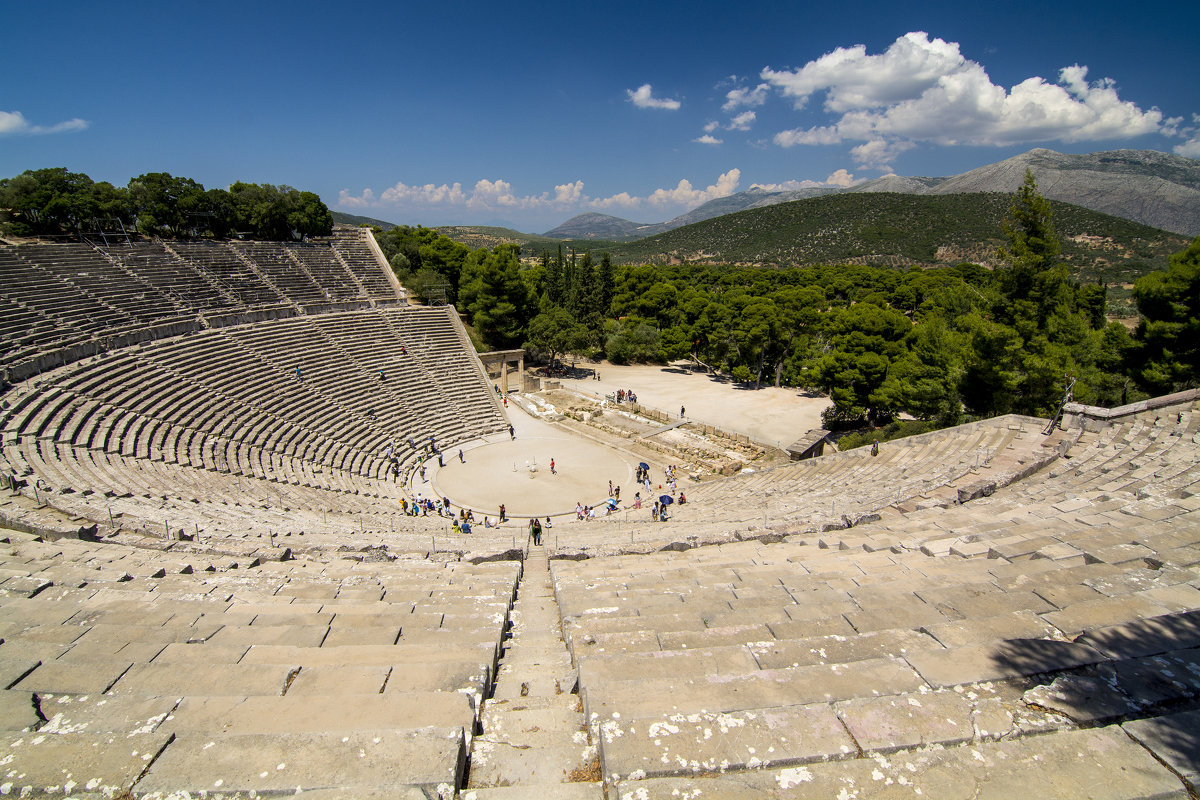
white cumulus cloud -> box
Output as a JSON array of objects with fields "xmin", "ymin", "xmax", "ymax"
[
  {"xmin": 627, "ymin": 83, "xmax": 681, "ymax": 110},
  {"xmin": 337, "ymin": 170, "xmax": 743, "ymax": 220},
  {"xmin": 728, "ymin": 111, "xmax": 756, "ymax": 131},
  {"xmin": 723, "ymin": 83, "xmax": 770, "ymax": 111},
  {"xmin": 646, "ymin": 169, "xmax": 741, "ymax": 207},
  {"xmin": 762, "ymin": 31, "xmax": 1167, "ymax": 166},
  {"xmin": 694, "ymin": 134, "xmax": 723, "ymax": 145},
  {"xmin": 0, "ymin": 110, "xmax": 89, "ymax": 136},
  {"xmin": 751, "ymin": 169, "xmax": 865, "ymax": 192}
]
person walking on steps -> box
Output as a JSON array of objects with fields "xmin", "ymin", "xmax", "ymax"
[{"xmin": 499, "ymin": 504, "xmax": 507, "ymax": 523}]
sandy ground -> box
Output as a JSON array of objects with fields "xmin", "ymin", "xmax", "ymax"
[
  {"xmin": 428, "ymin": 360, "xmax": 831, "ymax": 518},
  {"xmin": 417, "ymin": 404, "xmax": 637, "ymax": 519},
  {"xmin": 557, "ymin": 361, "xmax": 831, "ymax": 449}
]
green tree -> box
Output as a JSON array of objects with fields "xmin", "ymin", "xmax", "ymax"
[
  {"xmin": 1132, "ymin": 236, "xmax": 1200, "ymax": 392},
  {"xmin": 458, "ymin": 244, "xmax": 531, "ymax": 349},
  {"xmin": 525, "ymin": 305, "xmax": 590, "ymax": 365},
  {"xmin": 129, "ymin": 172, "xmax": 206, "ymax": 236}
]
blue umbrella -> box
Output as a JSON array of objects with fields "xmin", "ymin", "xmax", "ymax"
[
  {"xmin": 659, "ymin": 495, "xmax": 674, "ymax": 506},
  {"xmin": 638, "ymin": 462, "xmax": 650, "ymax": 470}
]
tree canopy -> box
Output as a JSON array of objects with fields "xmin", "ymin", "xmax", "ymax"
[{"xmin": 0, "ymin": 167, "xmax": 332, "ymax": 240}]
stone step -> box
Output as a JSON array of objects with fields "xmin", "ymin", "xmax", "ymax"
[
  {"xmin": 609, "ymin": 725, "xmax": 1187, "ymax": 799},
  {"xmin": 462, "ymin": 784, "xmax": 603, "ymax": 800},
  {"xmin": 136, "ymin": 729, "xmax": 465, "ymax": 796}
]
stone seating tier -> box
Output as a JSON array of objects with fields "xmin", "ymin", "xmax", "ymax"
[
  {"xmin": 547, "ymin": 399, "xmax": 1200, "ymax": 796},
  {"xmin": 0, "ymin": 528, "xmax": 519, "ymax": 797}
]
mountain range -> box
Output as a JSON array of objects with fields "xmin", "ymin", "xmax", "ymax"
[{"xmin": 543, "ymin": 148, "xmax": 1200, "ymax": 240}]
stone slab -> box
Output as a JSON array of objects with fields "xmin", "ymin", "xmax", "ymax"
[
  {"xmin": 164, "ymin": 692, "xmax": 474, "ymax": 736},
  {"xmin": 462, "ymin": 785, "xmax": 604, "ymax": 800},
  {"xmin": 1022, "ymin": 674, "xmax": 1141, "ymax": 724},
  {"xmin": 35, "ymin": 693, "xmax": 179, "ymax": 736},
  {"xmin": 598, "ymin": 704, "xmax": 854, "ymax": 783},
  {"xmin": 135, "ymin": 729, "xmax": 465, "ymax": 796},
  {"xmin": 835, "ymin": 690, "xmax": 975, "ymax": 752},
  {"xmin": 0, "ymin": 657, "xmax": 40, "ymax": 689},
  {"xmin": 579, "ymin": 646, "xmax": 759, "ymax": 684},
  {"xmin": 0, "ymin": 730, "xmax": 173, "ymax": 799},
  {"xmin": 905, "ymin": 638, "xmax": 1106, "ymax": 688},
  {"xmin": 13, "ymin": 659, "xmax": 131, "ymax": 694},
  {"xmin": 240, "ymin": 642, "xmax": 495, "ymax": 666},
  {"xmin": 922, "ymin": 609, "xmax": 1062, "ymax": 649},
  {"xmin": 749, "ymin": 629, "xmax": 940, "ymax": 670},
  {"xmin": 0, "ymin": 690, "xmax": 40, "ymax": 731},
  {"xmin": 109, "ymin": 662, "xmax": 297, "ymax": 696},
  {"xmin": 468, "ymin": 734, "xmax": 598, "ymax": 789},
  {"xmin": 1124, "ymin": 709, "xmax": 1200, "ymax": 792},
  {"xmin": 585, "ymin": 657, "xmax": 924, "ymax": 720},
  {"xmin": 610, "ymin": 724, "xmax": 1187, "ymax": 799},
  {"xmin": 1042, "ymin": 596, "xmax": 1174, "ymax": 637},
  {"xmin": 285, "ymin": 664, "xmax": 391, "ymax": 695}
]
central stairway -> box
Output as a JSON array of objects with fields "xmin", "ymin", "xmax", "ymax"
[{"xmin": 465, "ymin": 542, "xmax": 603, "ymax": 798}]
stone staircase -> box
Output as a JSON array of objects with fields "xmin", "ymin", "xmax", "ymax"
[{"xmin": 465, "ymin": 544, "xmax": 603, "ymax": 798}]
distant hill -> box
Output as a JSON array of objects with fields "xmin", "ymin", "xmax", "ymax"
[
  {"xmin": 331, "ymin": 210, "xmax": 400, "ymax": 230},
  {"xmin": 604, "ymin": 192, "xmax": 1189, "ymax": 283},
  {"xmin": 543, "ymin": 213, "xmax": 651, "ymax": 241},
  {"xmin": 921, "ymin": 149, "xmax": 1200, "ymax": 237},
  {"xmin": 433, "ymin": 225, "xmax": 563, "ymax": 251},
  {"xmin": 536, "ymin": 149, "xmax": 1200, "ymax": 240}
]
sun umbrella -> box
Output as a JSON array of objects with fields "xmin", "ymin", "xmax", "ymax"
[
  {"xmin": 638, "ymin": 462, "xmax": 650, "ymax": 470},
  {"xmin": 659, "ymin": 495, "xmax": 674, "ymax": 506}
]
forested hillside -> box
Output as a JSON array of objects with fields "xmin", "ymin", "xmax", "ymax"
[
  {"xmin": 374, "ymin": 174, "xmax": 1200, "ymax": 431},
  {"xmin": 605, "ymin": 192, "xmax": 1186, "ymax": 273}
]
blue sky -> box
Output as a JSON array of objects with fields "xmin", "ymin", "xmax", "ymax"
[{"xmin": 2, "ymin": 0, "xmax": 1197, "ymax": 233}]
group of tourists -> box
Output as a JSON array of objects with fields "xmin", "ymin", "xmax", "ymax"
[{"xmin": 615, "ymin": 388, "xmax": 639, "ymax": 404}]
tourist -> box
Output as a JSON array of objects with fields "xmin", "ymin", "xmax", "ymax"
[
  {"xmin": 294, "ymin": 366, "xmax": 302, "ymax": 381},
  {"xmin": 550, "ymin": 458, "xmax": 556, "ymax": 474},
  {"xmin": 871, "ymin": 441, "xmax": 880, "ymax": 457},
  {"xmin": 633, "ymin": 493, "xmax": 642, "ymax": 509},
  {"xmin": 458, "ymin": 449, "xmax": 465, "ymax": 463},
  {"xmin": 544, "ymin": 515, "xmax": 553, "ymax": 529},
  {"xmin": 438, "ymin": 452, "xmax": 444, "ymax": 468},
  {"xmin": 461, "ymin": 520, "xmax": 472, "ymax": 533},
  {"xmin": 652, "ymin": 501, "xmax": 660, "ymax": 521},
  {"xmin": 681, "ymin": 406, "xmax": 685, "ymax": 418},
  {"xmin": 483, "ymin": 516, "xmax": 492, "ymax": 528},
  {"xmin": 608, "ymin": 480, "xmax": 613, "ymax": 497},
  {"xmin": 499, "ymin": 503, "xmax": 507, "ymax": 523},
  {"xmin": 679, "ymin": 492, "xmax": 686, "ymax": 505},
  {"xmin": 575, "ymin": 501, "xmax": 583, "ymax": 520},
  {"xmin": 509, "ymin": 424, "xmax": 515, "ymax": 440},
  {"xmin": 614, "ymin": 485, "xmax": 621, "ymax": 502},
  {"xmin": 529, "ymin": 517, "xmax": 542, "ymax": 546}
]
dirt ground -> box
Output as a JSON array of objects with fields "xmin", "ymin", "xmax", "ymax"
[
  {"xmin": 554, "ymin": 361, "xmax": 831, "ymax": 449},
  {"xmin": 429, "ymin": 359, "xmax": 832, "ymax": 517}
]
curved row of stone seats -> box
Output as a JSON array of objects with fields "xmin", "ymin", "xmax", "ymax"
[
  {"xmin": 2, "ymin": 306, "xmax": 505, "ymax": 478},
  {"xmin": 287, "ymin": 239, "xmax": 372, "ymax": 301},
  {"xmin": 551, "ymin": 397, "xmax": 1200, "ymax": 797},
  {"xmin": 165, "ymin": 240, "xmax": 287, "ymax": 307},
  {"xmin": 0, "ymin": 527, "xmax": 519, "ymax": 797},
  {"xmin": 331, "ymin": 226, "xmax": 399, "ymax": 297},
  {"xmin": 239, "ymin": 240, "xmax": 330, "ymax": 304},
  {"xmin": 1, "ymin": 235, "xmax": 403, "ymax": 383},
  {"xmin": 0, "ymin": 428, "xmax": 529, "ymax": 563},
  {"xmin": 545, "ymin": 415, "xmax": 1061, "ymax": 558}
]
